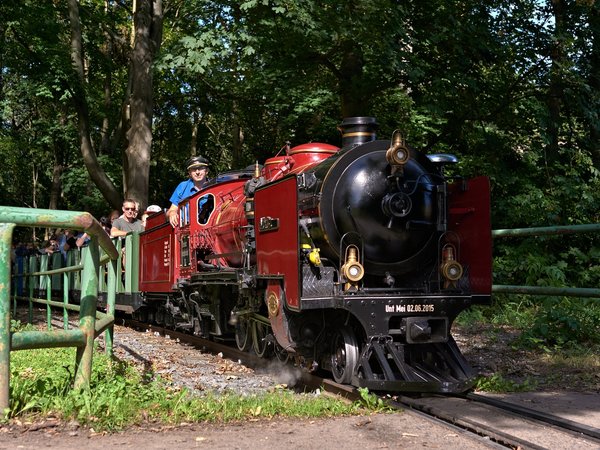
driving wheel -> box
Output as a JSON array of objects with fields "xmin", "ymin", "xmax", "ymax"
[
  {"xmin": 330, "ymin": 327, "xmax": 359, "ymax": 384},
  {"xmin": 252, "ymin": 320, "xmax": 273, "ymax": 357},
  {"xmin": 235, "ymin": 317, "xmax": 252, "ymax": 351}
]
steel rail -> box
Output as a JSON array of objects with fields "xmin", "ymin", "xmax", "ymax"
[
  {"xmin": 388, "ymin": 394, "xmax": 544, "ymax": 449},
  {"xmin": 463, "ymin": 392, "xmax": 600, "ymax": 441}
]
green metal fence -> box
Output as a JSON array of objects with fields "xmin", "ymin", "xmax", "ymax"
[
  {"xmin": 492, "ymin": 223, "xmax": 600, "ymax": 298},
  {"xmin": 0, "ymin": 206, "xmax": 119, "ymax": 411}
]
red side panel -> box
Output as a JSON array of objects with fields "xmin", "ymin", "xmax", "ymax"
[
  {"xmin": 254, "ymin": 176, "xmax": 300, "ymax": 310},
  {"xmin": 144, "ymin": 211, "xmax": 166, "ymax": 229},
  {"xmin": 139, "ymin": 223, "xmax": 174, "ymax": 292},
  {"xmin": 448, "ymin": 176, "xmax": 492, "ymax": 296}
]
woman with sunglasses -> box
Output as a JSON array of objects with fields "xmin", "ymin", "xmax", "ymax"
[{"xmin": 110, "ymin": 198, "xmax": 145, "ymax": 237}]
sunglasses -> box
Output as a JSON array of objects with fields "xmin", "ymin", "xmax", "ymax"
[{"xmin": 124, "ymin": 207, "xmax": 137, "ymax": 211}]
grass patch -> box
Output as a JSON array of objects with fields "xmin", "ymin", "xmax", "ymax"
[
  {"xmin": 7, "ymin": 346, "xmax": 369, "ymax": 431},
  {"xmin": 474, "ymin": 373, "xmax": 537, "ymax": 393}
]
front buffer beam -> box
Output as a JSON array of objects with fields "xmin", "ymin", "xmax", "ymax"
[{"xmin": 352, "ymin": 334, "xmax": 477, "ymax": 393}]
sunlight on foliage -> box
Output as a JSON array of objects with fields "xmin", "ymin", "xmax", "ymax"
[
  {"xmin": 6, "ymin": 347, "xmax": 363, "ymax": 431},
  {"xmin": 356, "ymin": 388, "xmax": 392, "ymax": 412},
  {"xmin": 475, "ymin": 374, "xmax": 537, "ymax": 393}
]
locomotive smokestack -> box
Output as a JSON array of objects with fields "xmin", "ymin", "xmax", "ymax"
[{"xmin": 339, "ymin": 117, "xmax": 378, "ymax": 147}]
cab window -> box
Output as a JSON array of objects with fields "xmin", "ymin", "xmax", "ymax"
[{"xmin": 197, "ymin": 194, "xmax": 215, "ymax": 225}]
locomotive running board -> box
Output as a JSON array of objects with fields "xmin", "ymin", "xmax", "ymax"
[{"xmin": 351, "ymin": 335, "xmax": 477, "ymax": 394}]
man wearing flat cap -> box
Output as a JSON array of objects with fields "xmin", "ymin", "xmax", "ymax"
[{"xmin": 167, "ymin": 156, "xmax": 209, "ymax": 227}]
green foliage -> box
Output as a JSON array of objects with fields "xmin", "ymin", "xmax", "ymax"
[
  {"xmin": 460, "ymin": 292, "xmax": 600, "ymax": 352},
  {"xmin": 475, "ymin": 373, "xmax": 536, "ymax": 393},
  {"xmin": 10, "ymin": 320, "xmax": 24, "ymax": 333},
  {"xmin": 2, "ymin": 0, "xmax": 600, "ymax": 217},
  {"xmin": 518, "ymin": 298, "xmax": 600, "ymax": 349},
  {"xmin": 60, "ymin": 154, "xmax": 123, "ymax": 216},
  {"xmin": 489, "ymin": 132, "xmax": 600, "ymax": 349},
  {"xmin": 493, "ymin": 225, "xmax": 600, "ymax": 349},
  {"xmin": 455, "ymin": 306, "xmax": 487, "ymax": 326},
  {"xmin": 7, "ymin": 347, "xmax": 361, "ymax": 430},
  {"xmin": 356, "ymin": 388, "xmax": 391, "ymax": 412}
]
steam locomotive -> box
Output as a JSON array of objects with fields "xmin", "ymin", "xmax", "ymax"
[{"xmin": 133, "ymin": 117, "xmax": 492, "ymax": 393}]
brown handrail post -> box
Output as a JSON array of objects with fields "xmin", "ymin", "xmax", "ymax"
[{"xmin": 0, "ymin": 223, "xmax": 16, "ymax": 410}]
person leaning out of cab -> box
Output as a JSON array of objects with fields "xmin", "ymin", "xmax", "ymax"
[{"xmin": 167, "ymin": 156, "xmax": 210, "ymax": 227}]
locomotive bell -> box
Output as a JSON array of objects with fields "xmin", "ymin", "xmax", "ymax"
[{"xmin": 339, "ymin": 117, "xmax": 378, "ymax": 147}]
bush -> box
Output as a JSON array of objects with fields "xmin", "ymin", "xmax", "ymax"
[{"xmin": 519, "ymin": 298, "xmax": 600, "ymax": 348}]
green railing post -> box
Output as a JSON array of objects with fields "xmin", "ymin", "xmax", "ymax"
[
  {"xmin": 63, "ymin": 270, "xmax": 69, "ymax": 330},
  {"xmin": 104, "ymin": 255, "xmax": 118, "ymax": 358},
  {"xmin": 27, "ymin": 256, "xmax": 37, "ymax": 324},
  {"xmin": 74, "ymin": 236, "xmax": 100, "ymax": 390},
  {"xmin": 115, "ymin": 239, "xmax": 124, "ymax": 293},
  {"xmin": 124, "ymin": 233, "xmax": 140, "ymax": 293},
  {"xmin": 0, "ymin": 222, "xmax": 15, "ymax": 411},
  {"xmin": 45, "ymin": 272, "xmax": 51, "ymax": 331}
]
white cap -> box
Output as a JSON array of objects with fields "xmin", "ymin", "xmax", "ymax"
[{"xmin": 145, "ymin": 205, "xmax": 162, "ymax": 213}]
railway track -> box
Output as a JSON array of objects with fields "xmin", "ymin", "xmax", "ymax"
[
  {"xmin": 463, "ymin": 392, "xmax": 600, "ymax": 441},
  {"xmin": 388, "ymin": 393, "xmax": 600, "ymax": 449},
  {"xmin": 122, "ymin": 319, "xmax": 600, "ymax": 449}
]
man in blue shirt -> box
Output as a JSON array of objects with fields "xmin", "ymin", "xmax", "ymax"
[{"xmin": 167, "ymin": 156, "xmax": 209, "ymax": 227}]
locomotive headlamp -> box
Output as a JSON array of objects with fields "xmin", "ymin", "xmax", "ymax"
[
  {"xmin": 341, "ymin": 245, "xmax": 364, "ymax": 283},
  {"xmin": 386, "ymin": 130, "xmax": 410, "ymax": 166},
  {"xmin": 442, "ymin": 262, "xmax": 463, "ymax": 281},
  {"xmin": 440, "ymin": 245, "xmax": 463, "ymax": 288}
]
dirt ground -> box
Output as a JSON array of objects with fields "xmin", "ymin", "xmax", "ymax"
[
  {"xmin": 454, "ymin": 322, "xmax": 600, "ymax": 392},
  {"xmin": 0, "ymin": 413, "xmax": 507, "ymax": 450}
]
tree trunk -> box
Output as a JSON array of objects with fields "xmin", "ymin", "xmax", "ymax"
[
  {"xmin": 31, "ymin": 165, "xmax": 38, "ymax": 209},
  {"xmin": 67, "ymin": 0, "xmax": 122, "ymax": 209},
  {"xmin": 546, "ymin": 0, "xmax": 567, "ymax": 164},
  {"xmin": 191, "ymin": 110, "xmax": 199, "ymax": 156},
  {"xmin": 231, "ymin": 101, "xmax": 243, "ymax": 167},
  {"xmin": 125, "ymin": 0, "xmax": 163, "ymax": 210},
  {"xmin": 588, "ymin": 3, "xmax": 600, "ymax": 169},
  {"xmin": 100, "ymin": 0, "xmax": 113, "ymax": 155},
  {"xmin": 48, "ymin": 109, "xmax": 68, "ymax": 210},
  {"xmin": 48, "ymin": 159, "xmax": 62, "ymax": 210}
]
